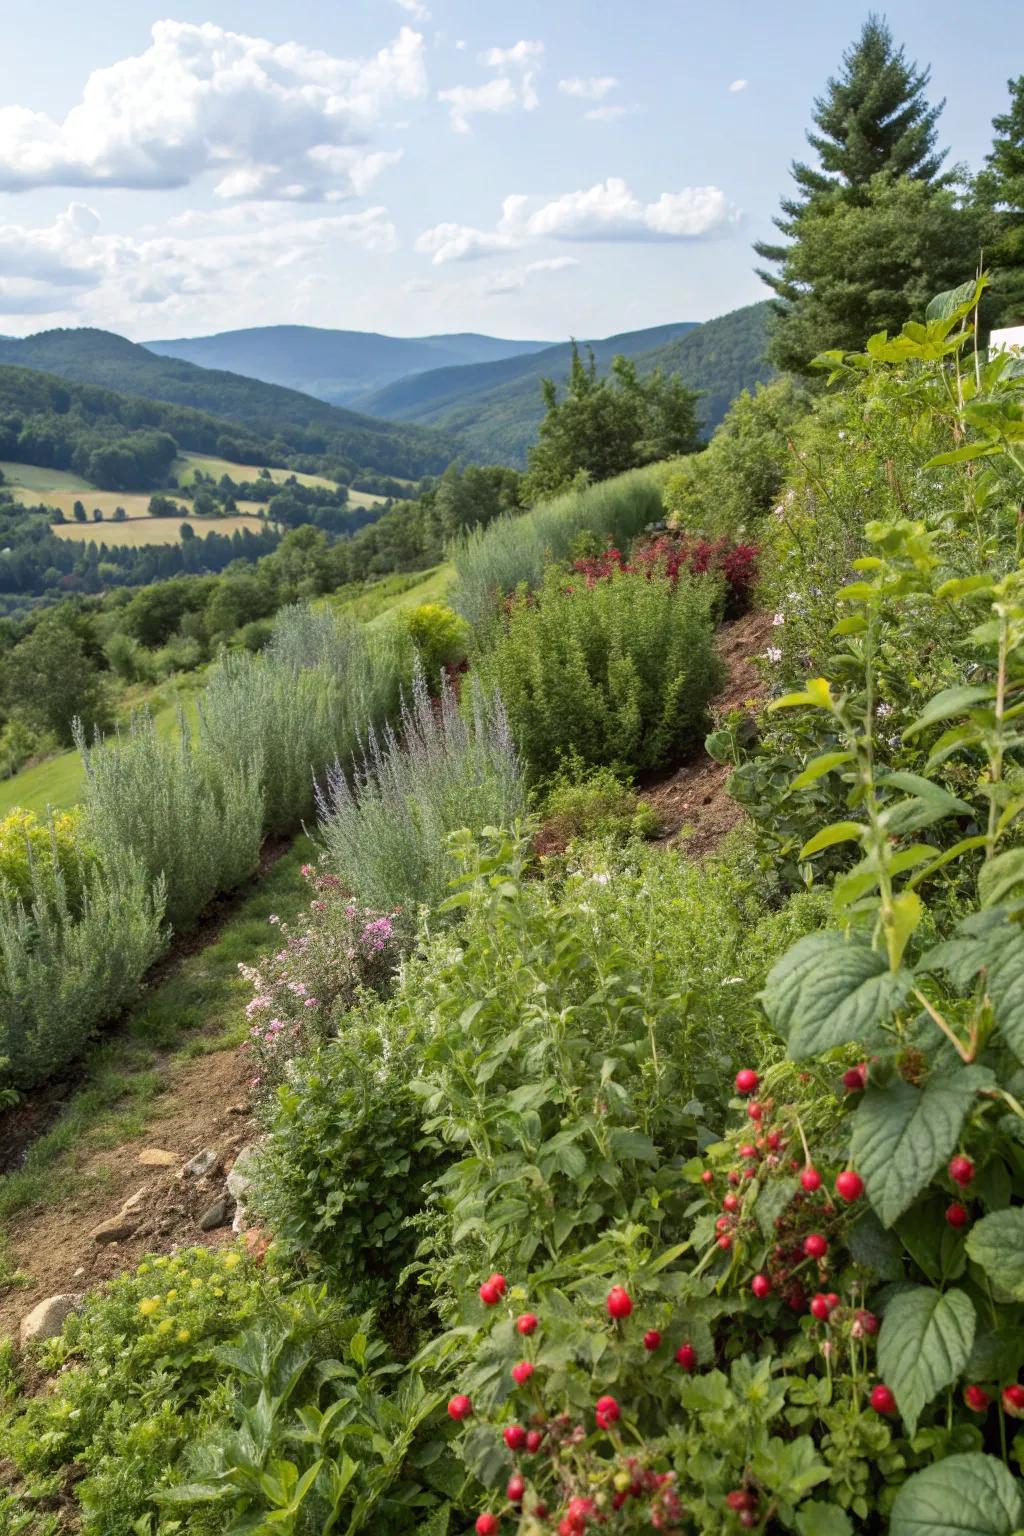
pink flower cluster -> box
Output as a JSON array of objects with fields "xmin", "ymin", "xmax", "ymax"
[{"xmin": 572, "ymin": 534, "xmax": 759, "ymax": 612}]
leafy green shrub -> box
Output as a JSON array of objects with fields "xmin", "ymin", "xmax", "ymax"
[
  {"xmin": 535, "ymin": 764, "xmax": 660, "ymax": 850},
  {"xmin": 199, "ymin": 604, "xmax": 410, "ymax": 837},
  {"xmin": 0, "ymin": 807, "xmax": 96, "ymax": 911},
  {"xmin": 451, "ymin": 464, "xmax": 667, "ymax": 628},
  {"xmin": 77, "ymin": 709, "xmax": 263, "ymax": 932},
  {"xmin": 316, "ymin": 666, "xmax": 526, "ymax": 914},
  {"xmin": 404, "ymin": 601, "xmax": 469, "ymax": 683},
  {"xmin": 249, "ymin": 1015, "xmax": 445, "ymax": 1297},
  {"xmin": 0, "ymin": 847, "xmax": 165, "ymax": 1088},
  {"xmin": 477, "ymin": 564, "xmax": 724, "ymax": 779}
]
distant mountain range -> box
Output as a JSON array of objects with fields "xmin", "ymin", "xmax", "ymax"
[
  {"xmin": 0, "ymin": 329, "xmax": 454, "ymax": 480},
  {"xmin": 145, "ymin": 326, "xmax": 553, "ymax": 406}
]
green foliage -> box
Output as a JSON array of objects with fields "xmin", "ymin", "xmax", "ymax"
[
  {"xmin": 0, "ymin": 807, "xmax": 95, "ymax": 910},
  {"xmin": 536, "ymin": 764, "xmax": 660, "ymax": 849},
  {"xmin": 2, "ymin": 614, "xmax": 112, "ymax": 744},
  {"xmin": 0, "ymin": 842, "xmax": 164, "ymax": 1089},
  {"xmin": 477, "ymin": 564, "xmax": 724, "ymax": 779},
  {"xmin": 523, "ymin": 346, "xmax": 701, "ymax": 503},
  {"xmin": 316, "ymin": 666, "xmax": 525, "ymax": 914},
  {"xmin": 403, "ymin": 601, "xmax": 469, "ymax": 681},
  {"xmin": 451, "ymin": 464, "xmax": 667, "ymax": 629},
  {"xmin": 976, "ymin": 75, "xmax": 1024, "ymax": 326},
  {"xmin": 77, "ymin": 708, "xmax": 263, "ymax": 932}
]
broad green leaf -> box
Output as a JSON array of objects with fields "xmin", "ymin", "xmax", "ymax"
[
  {"xmin": 848, "ymin": 1209, "xmax": 903, "ymax": 1280},
  {"xmin": 877, "ymin": 1285, "xmax": 975, "ymax": 1433},
  {"xmin": 850, "ymin": 1068, "xmax": 991, "ymax": 1227},
  {"xmin": 799, "ymin": 820, "xmax": 865, "ymax": 857},
  {"xmin": 761, "ymin": 932, "xmax": 912, "ymax": 1060},
  {"xmin": 903, "ymin": 685, "xmax": 996, "ymax": 738},
  {"xmin": 889, "ymin": 1452, "xmax": 1023, "ymax": 1536},
  {"xmin": 985, "ymin": 917, "xmax": 1024, "ymax": 1057},
  {"xmin": 979, "ymin": 850, "xmax": 1024, "ymax": 910},
  {"xmin": 791, "ymin": 752, "xmax": 854, "ymax": 790},
  {"xmin": 926, "ymin": 276, "xmax": 987, "ymax": 327},
  {"xmin": 889, "ymin": 890, "xmax": 924, "ymax": 967},
  {"xmin": 795, "ymin": 1505, "xmax": 853, "ymax": 1536},
  {"xmin": 934, "ymin": 574, "xmax": 997, "ymax": 601},
  {"xmin": 966, "ymin": 1209, "xmax": 1024, "ymax": 1300},
  {"xmin": 769, "ymin": 678, "xmax": 834, "ymax": 713}
]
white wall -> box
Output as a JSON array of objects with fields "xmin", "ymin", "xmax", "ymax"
[{"xmin": 990, "ymin": 325, "xmax": 1024, "ymax": 351}]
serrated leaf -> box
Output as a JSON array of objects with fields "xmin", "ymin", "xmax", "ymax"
[
  {"xmin": 850, "ymin": 1069, "xmax": 991, "ymax": 1227},
  {"xmin": 889, "ymin": 1452, "xmax": 1023, "ymax": 1536},
  {"xmin": 848, "ymin": 1209, "xmax": 903, "ymax": 1279},
  {"xmin": 979, "ymin": 851, "xmax": 1024, "ymax": 910},
  {"xmin": 966, "ymin": 1209, "xmax": 1024, "ymax": 1300},
  {"xmin": 795, "ymin": 1506, "xmax": 854, "ymax": 1536},
  {"xmin": 877, "ymin": 1285, "xmax": 975, "ymax": 1433},
  {"xmin": 984, "ymin": 917, "xmax": 1024, "ymax": 1057},
  {"xmin": 762, "ymin": 932, "xmax": 912, "ymax": 1061}
]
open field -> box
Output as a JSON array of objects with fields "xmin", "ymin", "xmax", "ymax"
[
  {"xmin": 173, "ymin": 451, "xmax": 338, "ymax": 491},
  {"xmin": 52, "ymin": 511, "xmax": 268, "ymax": 546},
  {"xmin": 346, "ymin": 486, "xmax": 389, "ymax": 509},
  {"xmin": 13, "ymin": 488, "xmax": 162, "ymax": 519},
  {"xmin": 323, "ymin": 563, "xmax": 454, "ymax": 624},
  {"xmin": 0, "ymin": 460, "xmax": 94, "ymax": 494}
]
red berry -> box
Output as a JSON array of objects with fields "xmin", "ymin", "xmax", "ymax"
[
  {"xmin": 964, "ymin": 1385, "xmax": 991, "ymax": 1413},
  {"xmin": 516, "ymin": 1312, "xmax": 538, "ymax": 1336},
  {"xmin": 767, "ymin": 1130, "xmax": 782, "ymax": 1150},
  {"xmin": 476, "ymin": 1517, "xmax": 499, "ymax": 1536},
  {"xmin": 870, "ymin": 1384, "xmax": 896, "ymax": 1415},
  {"xmin": 809, "ymin": 1294, "xmax": 831, "ymax": 1321},
  {"xmin": 735, "ymin": 1069, "xmax": 759, "ymax": 1096},
  {"xmin": 743, "ymin": 1165, "xmax": 756, "ymax": 1179},
  {"xmin": 949, "ymin": 1155, "xmax": 975, "ymax": 1188},
  {"xmin": 1003, "ymin": 1384, "xmax": 1024, "ymax": 1417},
  {"xmin": 739, "ymin": 1143, "xmax": 758, "ymax": 1160},
  {"xmin": 751, "ymin": 1273, "xmax": 771, "ymax": 1299},
  {"xmin": 854, "ymin": 1308, "xmax": 879, "ymax": 1336},
  {"xmin": 532, "ymin": 1503, "xmax": 548, "ymax": 1519},
  {"xmin": 595, "ymin": 1394, "xmax": 620, "ymax": 1424},
  {"xmin": 715, "ymin": 1215, "xmax": 732, "ymax": 1232},
  {"xmin": 676, "ymin": 1342, "xmax": 697, "ymax": 1371},
  {"xmin": 503, "ymin": 1424, "xmax": 527, "ymax": 1451},
  {"xmin": 835, "ymin": 1170, "xmax": 864, "ymax": 1202},
  {"xmin": 511, "ymin": 1361, "xmax": 534, "ymax": 1385},
  {"xmin": 701, "ymin": 1168, "xmax": 714, "ymax": 1185},
  {"xmin": 606, "ymin": 1285, "xmax": 633, "ymax": 1320},
  {"xmin": 479, "ymin": 1281, "xmax": 500, "ymax": 1306},
  {"xmin": 643, "ymin": 1329, "xmax": 662, "ymax": 1351},
  {"xmin": 824, "ymin": 1292, "xmax": 840, "ymax": 1311},
  {"xmin": 525, "ymin": 1429, "xmax": 543, "ymax": 1453},
  {"xmin": 717, "ymin": 1234, "xmax": 733, "ymax": 1250},
  {"xmin": 803, "ymin": 1233, "xmax": 828, "ymax": 1259},
  {"xmin": 488, "ymin": 1272, "xmax": 507, "ymax": 1297},
  {"xmin": 728, "ymin": 1170, "xmax": 741, "ymax": 1187},
  {"xmin": 842, "ymin": 1063, "xmax": 867, "ymax": 1092},
  {"xmin": 447, "ymin": 1394, "xmax": 472, "ymax": 1421},
  {"xmin": 723, "ymin": 1193, "xmax": 740, "ymax": 1213},
  {"xmin": 740, "ymin": 1513, "xmax": 758, "ymax": 1529},
  {"xmin": 507, "ymin": 1474, "xmax": 526, "ymax": 1503},
  {"xmin": 946, "ymin": 1201, "xmax": 970, "ymax": 1229},
  {"xmin": 726, "ymin": 1491, "xmax": 757, "ymax": 1511},
  {"xmin": 747, "ymin": 1101, "xmax": 764, "ymax": 1121},
  {"xmin": 800, "ymin": 1166, "xmax": 822, "ymax": 1192}
]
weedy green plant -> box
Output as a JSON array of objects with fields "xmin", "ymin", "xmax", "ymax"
[
  {"xmin": 534, "ymin": 764, "xmax": 660, "ymax": 852},
  {"xmin": 0, "ymin": 845, "xmax": 164, "ymax": 1089},
  {"xmin": 316, "ymin": 666, "xmax": 526, "ymax": 914},
  {"xmin": 199, "ymin": 604, "xmax": 410, "ymax": 838},
  {"xmin": 77, "ymin": 708, "xmax": 263, "ymax": 932},
  {"xmin": 476, "ymin": 564, "xmax": 724, "ymax": 780},
  {"xmin": 0, "ymin": 807, "xmax": 96, "ymax": 912},
  {"xmin": 404, "ymin": 601, "xmax": 470, "ymax": 684}
]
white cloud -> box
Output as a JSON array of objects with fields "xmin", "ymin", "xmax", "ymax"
[
  {"xmin": 396, "ymin": 0, "xmax": 431, "ymax": 19},
  {"xmin": 0, "ymin": 21, "xmax": 426, "ymax": 200},
  {"xmin": 439, "ymin": 38, "xmax": 543, "ymax": 132},
  {"xmin": 558, "ymin": 76, "xmax": 617, "ymax": 101},
  {"xmin": 584, "ymin": 105, "xmax": 630, "ymax": 122},
  {"xmin": 729, "ymin": 78, "xmax": 748, "ymax": 92},
  {"xmin": 526, "ymin": 256, "xmax": 579, "ymax": 274},
  {"xmin": 481, "ymin": 255, "xmax": 580, "ymax": 296},
  {"xmin": 417, "ymin": 178, "xmax": 738, "ymax": 263},
  {"xmin": 0, "ymin": 201, "xmax": 397, "ymax": 326}
]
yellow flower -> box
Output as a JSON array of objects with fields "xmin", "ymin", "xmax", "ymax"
[
  {"xmin": 153, "ymin": 1257, "xmax": 168, "ymax": 1268},
  {"xmin": 166, "ymin": 1289, "xmax": 178, "ymax": 1301},
  {"xmin": 222, "ymin": 1253, "xmax": 241, "ymax": 1270},
  {"xmin": 177, "ymin": 1329, "xmax": 191, "ymax": 1343},
  {"xmin": 138, "ymin": 1297, "xmax": 160, "ymax": 1316},
  {"xmin": 191, "ymin": 1278, "xmax": 203, "ymax": 1290},
  {"xmin": 211, "ymin": 1287, "xmax": 225, "ymax": 1298},
  {"xmin": 157, "ymin": 1320, "xmax": 173, "ymax": 1335},
  {"xmin": 137, "ymin": 1263, "xmax": 150, "ymax": 1275}
]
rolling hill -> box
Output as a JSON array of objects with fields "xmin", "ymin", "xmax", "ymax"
[
  {"xmin": 0, "ymin": 329, "xmax": 455, "ymax": 480},
  {"xmin": 354, "ymin": 307, "xmax": 772, "ymax": 466},
  {"xmin": 145, "ymin": 326, "xmax": 553, "ymax": 405}
]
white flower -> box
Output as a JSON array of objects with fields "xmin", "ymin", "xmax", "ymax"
[
  {"xmin": 773, "ymin": 612, "xmax": 785, "ymax": 627},
  {"xmin": 590, "ymin": 871, "xmax": 611, "ymax": 885},
  {"xmin": 765, "ymin": 646, "xmax": 783, "ymax": 664},
  {"xmin": 876, "ymin": 702, "xmax": 894, "ymax": 719},
  {"xmin": 838, "ymin": 430, "xmax": 847, "ymax": 441}
]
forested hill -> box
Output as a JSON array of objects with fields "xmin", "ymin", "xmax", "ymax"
[
  {"xmin": 0, "ymin": 329, "xmax": 455, "ymax": 480},
  {"xmin": 355, "ymin": 307, "xmax": 771, "ymax": 466},
  {"xmin": 145, "ymin": 325, "xmax": 553, "ymax": 405}
]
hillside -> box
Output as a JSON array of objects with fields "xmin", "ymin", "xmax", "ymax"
[
  {"xmin": 356, "ymin": 308, "xmax": 771, "ymax": 465},
  {"xmin": 145, "ymin": 326, "xmax": 552, "ymax": 405},
  {"xmin": 0, "ymin": 330, "xmax": 455, "ymax": 480}
]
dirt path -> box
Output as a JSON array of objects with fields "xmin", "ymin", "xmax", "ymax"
[{"xmin": 639, "ymin": 609, "xmax": 772, "ymax": 856}]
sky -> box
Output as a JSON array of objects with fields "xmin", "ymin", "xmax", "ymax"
[{"xmin": 0, "ymin": 0, "xmax": 1022, "ymax": 344}]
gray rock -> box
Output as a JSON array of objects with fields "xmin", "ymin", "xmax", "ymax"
[
  {"xmin": 198, "ymin": 1194, "xmax": 232, "ymax": 1231},
  {"xmin": 180, "ymin": 1148, "xmax": 221, "ymax": 1180},
  {"xmin": 226, "ymin": 1144, "xmax": 258, "ymax": 1201},
  {"xmin": 90, "ymin": 1188, "xmax": 147, "ymax": 1245},
  {"xmin": 20, "ymin": 1294, "xmax": 83, "ymax": 1347}
]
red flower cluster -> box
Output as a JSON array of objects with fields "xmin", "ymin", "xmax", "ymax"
[{"xmin": 571, "ymin": 534, "xmax": 759, "ymax": 612}]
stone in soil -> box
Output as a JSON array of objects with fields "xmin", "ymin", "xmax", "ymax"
[
  {"xmin": 137, "ymin": 1148, "xmax": 178, "ymax": 1166},
  {"xmin": 180, "ymin": 1147, "xmax": 222, "ymax": 1179},
  {"xmin": 90, "ymin": 1188, "xmax": 147, "ymax": 1245},
  {"xmin": 20, "ymin": 1293, "xmax": 83, "ymax": 1347},
  {"xmin": 198, "ymin": 1194, "xmax": 233, "ymax": 1231}
]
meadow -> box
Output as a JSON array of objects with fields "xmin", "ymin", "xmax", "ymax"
[
  {"xmin": 172, "ymin": 451, "xmax": 339, "ymax": 491},
  {"xmin": 51, "ymin": 511, "xmax": 268, "ymax": 545}
]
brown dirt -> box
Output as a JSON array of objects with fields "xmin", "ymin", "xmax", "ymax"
[
  {"xmin": 0, "ymin": 1049, "xmax": 258, "ymax": 1343},
  {"xmin": 639, "ymin": 609, "xmax": 773, "ymax": 858}
]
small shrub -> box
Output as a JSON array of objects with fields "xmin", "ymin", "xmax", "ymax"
[
  {"xmin": 0, "ymin": 848, "xmax": 165, "ymax": 1089},
  {"xmin": 77, "ymin": 710, "xmax": 263, "ymax": 932},
  {"xmin": 0, "ymin": 808, "xmax": 96, "ymax": 912},
  {"xmin": 536, "ymin": 764, "xmax": 660, "ymax": 850},
  {"xmin": 239, "ymin": 865, "xmax": 403, "ymax": 1092},
  {"xmin": 477, "ymin": 564, "xmax": 725, "ymax": 780},
  {"xmin": 404, "ymin": 601, "xmax": 469, "ymax": 683},
  {"xmin": 316, "ymin": 666, "xmax": 526, "ymax": 914},
  {"xmin": 574, "ymin": 533, "xmax": 759, "ymax": 615}
]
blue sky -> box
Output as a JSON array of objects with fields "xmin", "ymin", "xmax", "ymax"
[{"xmin": 0, "ymin": 1, "xmax": 1021, "ymax": 342}]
